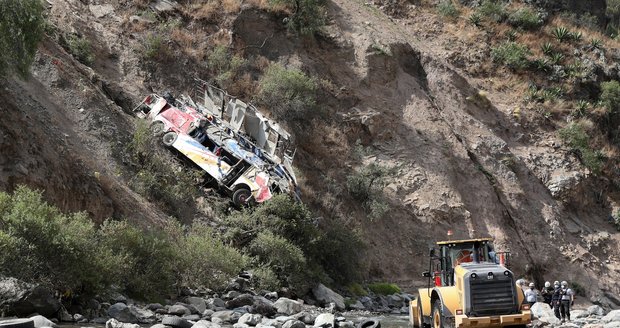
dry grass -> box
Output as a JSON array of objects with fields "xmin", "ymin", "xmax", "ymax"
[
  {"xmin": 209, "ymin": 29, "xmax": 233, "ymax": 47},
  {"xmin": 222, "ymin": 0, "xmax": 242, "ymax": 14},
  {"xmin": 244, "ymin": 0, "xmax": 270, "ymax": 9}
]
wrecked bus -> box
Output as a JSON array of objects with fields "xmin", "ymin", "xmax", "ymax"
[{"xmin": 134, "ymin": 87, "xmax": 299, "ymax": 207}]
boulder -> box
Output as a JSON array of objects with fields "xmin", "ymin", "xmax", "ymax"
[
  {"xmin": 108, "ymin": 303, "xmax": 138, "ymax": 323},
  {"xmin": 273, "ymin": 298, "xmax": 302, "ymax": 315},
  {"xmin": 338, "ymin": 321, "xmax": 354, "ymax": 328},
  {"xmin": 105, "ymin": 319, "xmax": 140, "ymax": 328},
  {"xmin": 530, "ymin": 302, "xmax": 560, "ymax": 325},
  {"xmin": 239, "ymin": 313, "xmax": 263, "ymax": 326},
  {"xmin": 202, "ymin": 309, "xmax": 215, "ymax": 319},
  {"xmin": 282, "ymin": 320, "xmax": 305, "ymax": 328},
  {"xmin": 256, "ymin": 325, "xmax": 277, "ymax": 328},
  {"xmin": 572, "ymin": 310, "xmax": 588, "ymax": 319},
  {"xmin": 588, "ymin": 305, "xmax": 605, "ymax": 316},
  {"xmin": 150, "ymin": 324, "xmax": 168, "ymax": 328},
  {"xmin": 129, "ymin": 305, "xmax": 156, "ymax": 323},
  {"xmin": 314, "ymin": 313, "xmax": 335, "ymax": 327},
  {"xmin": 604, "ymin": 323, "xmax": 620, "ymax": 328},
  {"xmin": 224, "ymin": 291, "xmax": 241, "ymax": 300},
  {"xmin": 252, "ymin": 296, "xmax": 276, "ymax": 317},
  {"xmin": 293, "ymin": 312, "xmax": 316, "ymax": 325},
  {"xmin": 206, "ymin": 298, "xmax": 227, "ymax": 310},
  {"xmin": 312, "ymin": 284, "xmax": 345, "ymax": 311},
  {"xmin": 192, "ymin": 320, "xmax": 222, "ymax": 328},
  {"xmin": 348, "ymin": 301, "xmax": 365, "ymax": 311},
  {"xmin": 233, "ymin": 324, "xmax": 249, "ymax": 328},
  {"xmin": 211, "ymin": 310, "xmax": 241, "ymax": 324},
  {"xmin": 147, "ymin": 304, "xmax": 164, "ymax": 311},
  {"xmin": 58, "ymin": 306, "xmax": 73, "ymax": 322},
  {"xmin": 227, "ymin": 294, "xmax": 255, "ymax": 309},
  {"xmin": 264, "ymin": 292, "xmax": 278, "ymax": 301},
  {"xmin": 603, "ymin": 310, "xmax": 620, "ymax": 323},
  {"xmin": 29, "ymin": 315, "xmax": 57, "ymax": 328},
  {"xmin": 182, "ymin": 315, "xmax": 201, "ymax": 321},
  {"xmin": 169, "ymin": 304, "xmax": 191, "ymax": 316},
  {"xmin": 260, "ymin": 318, "xmax": 282, "ymax": 328},
  {"xmin": 186, "ymin": 297, "xmax": 207, "ymax": 314},
  {"xmin": 0, "ymin": 277, "xmax": 61, "ymax": 317}
]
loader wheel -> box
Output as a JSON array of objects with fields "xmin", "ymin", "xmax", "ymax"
[
  {"xmin": 432, "ymin": 300, "xmax": 454, "ymax": 328},
  {"xmin": 416, "ymin": 298, "xmax": 429, "ymax": 328}
]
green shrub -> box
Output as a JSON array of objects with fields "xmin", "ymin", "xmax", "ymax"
[
  {"xmin": 570, "ymin": 31, "xmax": 583, "ymax": 42},
  {"xmin": 507, "ymin": 8, "xmax": 542, "ymax": 30},
  {"xmin": 347, "ymin": 283, "xmax": 368, "ymax": 296},
  {"xmin": 600, "ymin": 80, "xmax": 620, "ymax": 113},
  {"xmin": 143, "ymin": 33, "xmax": 167, "ymax": 60},
  {"xmin": 558, "ymin": 122, "xmax": 603, "ymax": 173},
  {"xmin": 257, "ymin": 63, "xmax": 317, "ymax": 123},
  {"xmin": 477, "ymin": 0, "xmax": 508, "ymax": 23},
  {"xmin": 178, "ymin": 224, "xmax": 247, "ymax": 291},
  {"xmin": 491, "ymin": 41, "xmax": 531, "ymax": 70},
  {"xmin": 611, "ymin": 210, "xmax": 620, "ymax": 231},
  {"xmin": 207, "ymin": 45, "xmax": 247, "ymax": 86},
  {"xmin": 573, "ymin": 100, "xmax": 590, "ymax": 118},
  {"xmin": 368, "ymin": 199, "xmax": 389, "ymax": 221},
  {"xmin": 437, "ymin": 0, "xmax": 460, "ymax": 18},
  {"xmin": 0, "ymin": 186, "xmax": 122, "ymax": 294},
  {"xmin": 251, "ymin": 265, "xmax": 280, "ymax": 291},
  {"xmin": 0, "ymin": 0, "xmax": 45, "ymax": 77},
  {"xmin": 368, "ymin": 282, "xmax": 401, "ymax": 295},
  {"xmin": 65, "ymin": 34, "xmax": 94, "ymax": 66},
  {"xmin": 549, "ymin": 52, "xmax": 565, "ymax": 65},
  {"xmin": 505, "ymin": 29, "xmax": 518, "ymax": 41},
  {"xmin": 98, "ymin": 220, "xmax": 179, "ymax": 299},
  {"xmin": 314, "ymin": 223, "xmax": 364, "ymax": 284},
  {"xmin": 346, "ymin": 163, "xmax": 391, "ymax": 202},
  {"xmin": 531, "ymin": 58, "xmax": 551, "ymax": 73},
  {"xmin": 249, "ymin": 231, "xmax": 307, "ymax": 285},
  {"xmin": 552, "ymin": 26, "xmax": 571, "ymax": 42},
  {"xmin": 269, "ymin": 0, "xmax": 326, "ymax": 35},
  {"xmin": 127, "ymin": 121, "xmax": 201, "ymax": 217}
]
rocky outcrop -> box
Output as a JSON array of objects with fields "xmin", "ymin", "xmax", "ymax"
[
  {"xmin": 311, "ymin": 284, "xmax": 345, "ymax": 311},
  {"xmin": 0, "ymin": 277, "xmax": 61, "ymax": 317},
  {"xmin": 273, "ymin": 298, "xmax": 302, "ymax": 316}
]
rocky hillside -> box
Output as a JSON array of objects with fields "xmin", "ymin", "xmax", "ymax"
[{"xmin": 1, "ymin": 0, "xmax": 620, "ymax": 308}]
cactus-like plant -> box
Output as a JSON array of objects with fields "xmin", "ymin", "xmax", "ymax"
[
  {"xmin": 549, "ymin": 52, "xmax": 565, "ymax": 65},
  {"xmin": 552, "ymin": 26, "xmax": 570, "ymax": 42},
  {"xmin": 541, "ymin": 42, "xmax": 553, "ymax": 55},
  {"xmin": 469, "ymin": 13, "xmax": 482, "ymax": 27},
  {"xmin": 570, "ymin": 31, "xmax": 583, "ymax": 42},
  {"xmin": 589, "ymin": 38, "xmax": 602, "ymax": 50}
]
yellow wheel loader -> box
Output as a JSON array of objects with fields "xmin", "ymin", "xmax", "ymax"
[{"xmin": 409, "ymin": 238, "xmax": 531, "ymax": 328}]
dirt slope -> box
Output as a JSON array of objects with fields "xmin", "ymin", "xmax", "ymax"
[{"xmin": 1, "ymin": 0, "xmax": 619, "ymax": 307}]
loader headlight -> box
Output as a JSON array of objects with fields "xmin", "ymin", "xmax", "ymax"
[
  {"xmin": 487, "ymin": 272, "xmax": 494, "ymax": 280},
  {"xmin": 471, "ymin": 273, "xmax": 477, "ymax": 279},
  {"xmin": 504, "ymin": 270, "xmax": 511, "ymax": 276}
]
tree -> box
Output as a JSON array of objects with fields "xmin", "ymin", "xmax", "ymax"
[
  {"xmin": 269, "ymin": 0, "xmax": 326, "ymax": 35},
  {"xmin": 0, "ymin": 0, "xmax": 45, "ymax": 77}
]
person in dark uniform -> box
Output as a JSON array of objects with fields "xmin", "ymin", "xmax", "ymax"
[
  {"xmin": 541, "ymin": 281, "xmax": 554, "ymax": 306},
  {"xmin": 551, "ymin": 281, "xmax": 562, "ymax": 320}
]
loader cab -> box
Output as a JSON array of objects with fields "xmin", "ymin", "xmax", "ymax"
[{"xmin": 430, "ymin": 238, "xmax": 498, "ymax": 287}]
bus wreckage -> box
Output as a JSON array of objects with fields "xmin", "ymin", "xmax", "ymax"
[{"xmin": 133, "ymin": 80, "xmax": 300, "ymax": 207}]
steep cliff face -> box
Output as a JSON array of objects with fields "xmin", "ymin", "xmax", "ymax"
[{"xmin": 2, "ymin": 0, "xmax": 619, "ymax": 307}]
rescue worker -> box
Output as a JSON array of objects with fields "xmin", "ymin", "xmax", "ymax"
[
  {"xmin": 541, "ymin": 281, "xmax": 554, "ymax": 306},
  {"xmin": 524, "ymin": 282, "xmax": 537, "ymax": 307},
  {"xmin": 559, "ymin": 280, "xmax": 574, "ymax": 322},
  {"xmin": 551, "ymin": 281, "xmax": 562, "ymax": 320}
]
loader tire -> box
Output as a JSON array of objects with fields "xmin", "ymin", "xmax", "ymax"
[
  {"xmin": 357, "ymin": 319, "xmax": 381, "ymax": 328},
  {"xmin": 432, "ymin": 300, "xmax": 454, "ymax": 328}
]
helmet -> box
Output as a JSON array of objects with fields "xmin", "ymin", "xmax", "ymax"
[
  {"xmin": 545, "ymin": 281, "xmax": 551, "ymax": 288},
  {"xmin": 554, "ymin": 280, "xmax": 560, "ymax": 286},
  {"xmin": 516, "ymin": 279, "xmax": 525, "ymax": 286},
  {"xmin": 561, "ymin": 280, "xmax": 568, "ymax": 287},
  {"xmin": 529, "ymin": 283, "xmax": 535, "ymax": 287}
]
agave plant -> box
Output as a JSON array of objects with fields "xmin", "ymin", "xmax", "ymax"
[
  {"xmin": 469, "ymin": 13, "xmax": 482, "ymax": 27},
  {"xmin": 505, "ymin": 29, "xmax": 518, "ymax": 41},
  {"xmin": 589, "ymin": 38, "xmax": 602, "ymax": 50},
  {"xmin": 552, "ymin": 26, "xmax": 570, "ymax": 42},
  {"xmin": 573, "ymin": 99, "xmax": 590, "ymax": 118},
  {"xmin": 531, "ymin": 58, "xmax": 551, "ymax": 73},
  {"xmin": 549, "ymin": 52, "xmax": 565, "ymax": 64},
  {"xmin": 570, "ymin": 31, "xmax": 583, "ymax": 42},
  {"xmin": 541, "ymin": 42, "xmax": 553, "ymax": 55}
]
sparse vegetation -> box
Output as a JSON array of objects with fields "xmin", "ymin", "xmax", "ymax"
[
  {"xmin": 589, "ymin": 38, "xmax": 603, "ymax": 50},
  {"xmin": 469, "ymin": 13, "xmax": 482, "ymax": 27},
  {"xmin": 142, "ymin": 33, "xmax": 166, "ymax": 60},
  {"xmin": 0, "ymin": 0, "xmax": 45, "ymax": 77},
  {"xmin": 126, "ymin": 121, "xmax": 201, "ymax": 217},
  {"xmin": 491, "ymin": 41, "xmax": 531, "ymax": 70},
  {"xmin": 558, "ymin": 122, "xmax": 603, "ymax": 173},
  {"xmin": 65, "ymin": 34, "xmax": 94, "ymax": 66},
  {"xmin": 573, "ymin": 100, "xmax": 590, "ymax": 118},
  {"xmin": 437, "ymin": 0, "xmax": 459, "ymax": 18},
  {"xmin": 346, "ymin": 163, "xmax": 393, "ymax": 221},
  {"xmin": 257, "ymin": 63, "xmax": 317, "ymax": 123},
  {"xmin": 541, "ymin": 42, "xmax": 553, "ymax": 55},
  {"xmin": 207, "ymin": 45, "xmax": 247, "ymax": 86},
  {"xmin": 611, "ymin": 210, "xmax": 620, "ymax": 231},
  {"xmin": 371, "ymin": 43, "xmax": 392, "ymax": 56},
  {"xmin": 599, "ymin": 80, "xmax": 620, "ymax": 113},
  {"xmin": 477, "ymin": 0, "xmax": 508, "ymax": 23},
  {"xmin": 347, "ymin": 283, "xmax": 369, "ymax": 296},
  {"xmin": 507, "ymin": 7, "xmax": 542, "ymax": 30},
  {"xmin": 368, "ymin": 282, "xmax": 401, "ymax": 295},
  {"xmin": 269, "ymin": 0, "xmax": 326, "ymax": 35}
]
